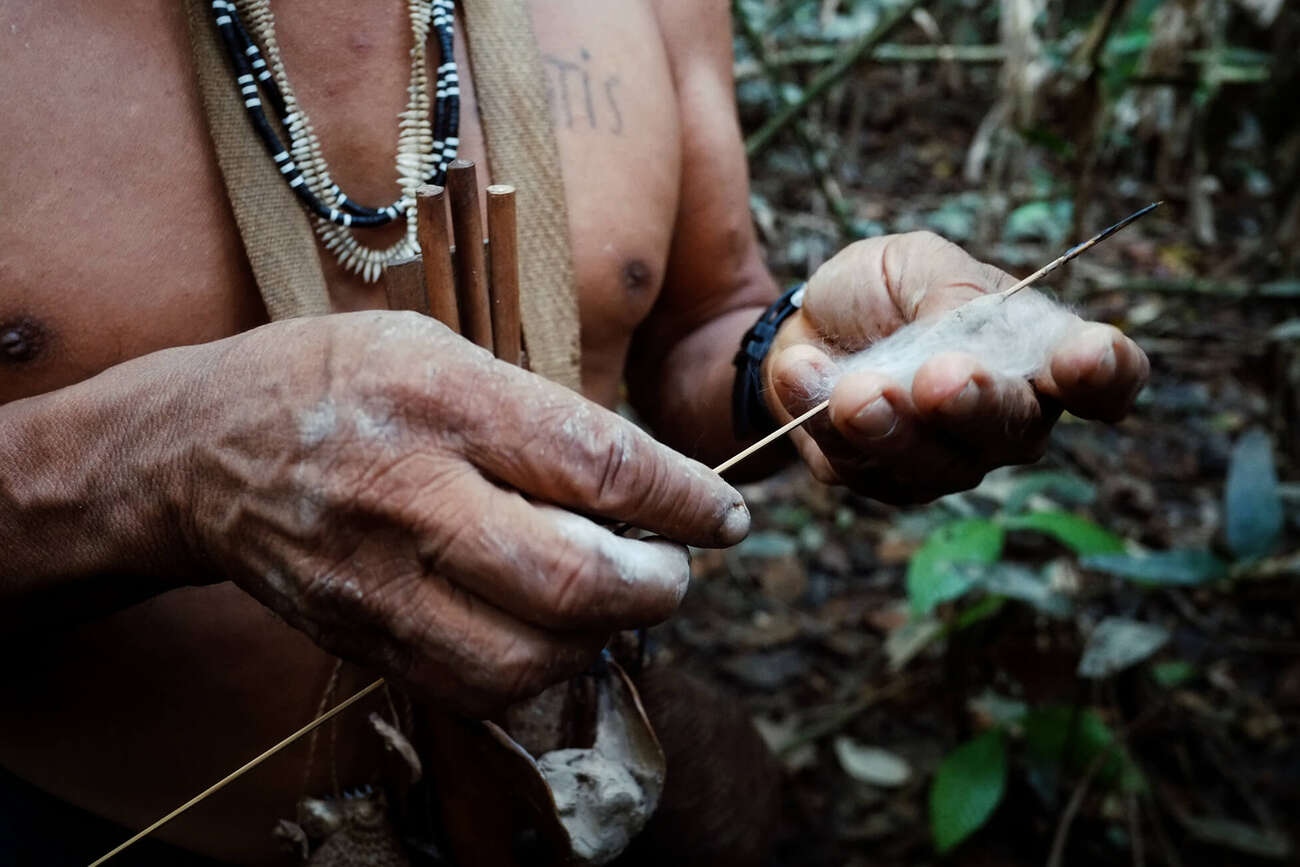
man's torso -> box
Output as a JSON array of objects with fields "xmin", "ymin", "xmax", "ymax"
[{"xmin": 0, "ymin": 0, "xmax": 691, "ymax": 859}]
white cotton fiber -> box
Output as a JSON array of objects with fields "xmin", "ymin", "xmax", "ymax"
[{"xmin": 813, "ymin": 291, "xmax": 1080, "ymax": 400}]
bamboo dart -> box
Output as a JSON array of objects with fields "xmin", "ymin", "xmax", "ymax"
[
  {"xmin": 486, "ymin": 185, "xmax": 522, "ymax": 366},
  {"xmin": 446, "ymin": 160, "xmax": 493, "ymax": 349},
  {"xmin": 721, "ymin": 203, "xmax": 1164, "ymax": 476},
  {"xmin": 86, "ymin": 678, "xmax": 386, "ymax": 867},
  {"xmin": 998, "ymin": 201, "xmax": 1162, "ymax": 300},
  {"xmin": 384, "ymin": 255, "xmax": 429, "ymax": 315},
  {"xmin": 89, "ymin": 204, "xmax": 1161, "ymax": 866},
  {"xmin": 415, "ymin": 184, "xmax": 459, "ymax": 331}
]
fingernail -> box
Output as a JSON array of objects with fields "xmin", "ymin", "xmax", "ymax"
[
  {"xmin": 944, "ymin": 381, "xmax": 981, "ymax": 414},
  {"xmin": 791, "ymin": 358, "xmax": 831, "ymax": 397},
  {"xmin": 852, "ymin": 397, "xmax": 897, "ymax": 439},
  {"xmin": 1095, "ymin": 343, "xmax": 1116, "ymax": 379},
  {"xmin": 719, "ymin": 502, "xmax": 750, "ymax": 545}
]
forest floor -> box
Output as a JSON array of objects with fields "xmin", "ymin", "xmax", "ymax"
[{"xmin": 647, "ymin": 58, "xmax": 1300, "ymax": 867}]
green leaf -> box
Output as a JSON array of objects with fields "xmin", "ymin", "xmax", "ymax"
[
  {"xmin": 1003, "ymin": 471, "xmax": 1096, "ymax": 515},
  {"xmin": 1151, "ymin": 660, "xmax": 1197, "ymax": 687},
  {"xmin": 1004, "ymin": 511, "xmax": 1125, "ymax": 556},
  {"xmin": 969, "ymin": 690, "xmax": 1028, "ymax": 727},
  {"xmin": 930, "ymin": 730, "xmax": 1008, "ymax": 853},
  {"xmin": 1224, "ymin": 428, "xmax": 1283, "ymax": 560},
  {"xmin": 976, "ymin": 563, "xmax": 1073, "ymax": 617},
  {"xmin": 1082, "ymin": 550, "xmax": 1229, "ymax": 586},
  {"xmin": 925, "ymin": 201, "xmax": 977, "ymax": 243},
  {"xmin": 736, "ymin": 531, "xmax": 798, "ymax": 559},
  {"xmin": 767, "ymin": 504, "xmax": 813, "ymax": 530},
  {"xmin": 1261, "ymin": 279, "xmax": 1300, "ymax": 297},
  {"xmin": 1004, "ymin": 199, "xmax": 1073, "ymax": 244},
  {"xmin": 907, "ymin": 519, "xmax": 1005, "ymax": 616},
  {"xmin": 955, "ymin": 595, "xmax": 1007, "ymax": 630},
  {"xmin": 1022, "ymin": 706, "xmax": 1145, "ymax": 793},
  {"xmin": 1077, "ymin": 617, "xmax": 1170, "ymax": 679}
]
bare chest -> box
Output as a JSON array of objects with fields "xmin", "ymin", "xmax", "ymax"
[{"xmin": 0, "ymin": 0, "xmax": 682, "ymax": 406}]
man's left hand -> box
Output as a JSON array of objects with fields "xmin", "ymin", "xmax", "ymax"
[{"xmin": 762, "ymin": 232, "xmax": 1149, "ymax": 504}]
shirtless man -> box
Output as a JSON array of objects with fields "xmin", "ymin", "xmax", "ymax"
[{"xmin": 0, "ymin": 0, "xmax": 1148, "ymax": 862}]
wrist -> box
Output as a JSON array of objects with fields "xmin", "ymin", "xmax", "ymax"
[
  {"xmin": 732, "ymin": 284, "xmax": 806, "ymax": 440},
  {"xmin": 0, "ymin": 347, "xmax": 206, "ymax": 621}
]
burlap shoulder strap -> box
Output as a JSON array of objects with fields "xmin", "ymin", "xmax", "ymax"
[
  {"xmin": 460, "ymin": 0, "xmax": 582, "ymax": 390},
  {"xmin": 185, "ymin": 0, "xmax": 583, "ymax": 390},
  {"xmin": 183, "ymin": 0, "xmax": 331, "ymax": 320}
]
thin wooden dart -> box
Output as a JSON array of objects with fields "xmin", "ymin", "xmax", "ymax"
[
  {"xmin": 446, "ymin": 160, "xmax": 493, "ymax": 349},
  {"xmin": 998, "ymin": 201, "xmax": 1162, "ymax": 300},
  {"xmin": 87, "ymin": 679, "xmax": 386, "ymax": 867},
  {"xmin": 383, "ymin": 255, "xmax": 429, "ymax": 315},
  {"xmin": 416, "ymin": 184, "xmax": 459, "ymax": 331},
  {"xmin": 486, "ymin": 185, "xmax": 522, "ymax": 366}
]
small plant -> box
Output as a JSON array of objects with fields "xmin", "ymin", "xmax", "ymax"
[{"xmin": 910, "ymin": 426, "xmax": 1287, "ymax": 854}]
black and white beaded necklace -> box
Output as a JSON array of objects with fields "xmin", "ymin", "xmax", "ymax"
[{"xmin": 210, "ymin": 0, "xmax": 461, "ymax": 281}]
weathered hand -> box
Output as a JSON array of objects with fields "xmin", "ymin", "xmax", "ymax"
[
  {"xmin": 181, "ymin": 311, "xmax": 749, "ymax": 715},
  {"xmin": 763, "ymin": 232, "xmax": 1148, "ymax": 503}
]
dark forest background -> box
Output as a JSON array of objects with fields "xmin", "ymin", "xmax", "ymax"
[{"xmin": 656, "ymin": 1, "xmax": 1300, "ymax": 863}]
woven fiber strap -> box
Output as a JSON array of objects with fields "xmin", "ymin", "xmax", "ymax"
[
  {"xmin": 461, "ymin": 0, "xmax": 582, "ymax": 390},
  {"xmin": 183, "ymin": 0, "xmax": 331, "ymax": 320}
]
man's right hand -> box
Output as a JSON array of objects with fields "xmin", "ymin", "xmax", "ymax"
[{"xmin": 168, "ymin": 312, "xmax": 747, "ymax": 715}]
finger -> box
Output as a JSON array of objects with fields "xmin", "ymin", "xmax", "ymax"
[
  {"xmin": 827, "ymin": 370, "xmax": 914, "ymax": 448},
  {"xmin": 767, "ymin": 344, "xmax": 846, "ymax": 482},
  {"xmin": 1040, "ymin": 324, "xmax": 1150, "ymax": 422},
  {"xmin": 460, "ymin": 365, "xmax": 749, "ymax": 547},
  {"xmin": 776, "ymin": 353, "xmax": 973, "ymax": 498},
  {"xmin": 825, "ymin": 369, "xmax": 987, "ymax": 500},
  {"xmin": 768, "ymin": 342, "xmax": 837, "ymax": 421},
  {"xmin": 911, "ymin": 351, "xmax": 1053, "ymax": 467},
  {"xmin": 394, "ymin": 578, "xmax": 610, "ymax": 714},
  {"xmin": 787, "ymin": 427, "xmax": 842, "ymax": 485},
  {"xmin": 414, "ymin": 478, "xmax": 692, "ymax": 632},
  {"xmin": 279, "ymin": 567, "xmax": 610, "ymax": 716}
]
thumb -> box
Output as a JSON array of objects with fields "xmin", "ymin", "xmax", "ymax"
[
  {"xmin": 459, "ymin": 365, "xmax": 750, "ymax": 548},
  {"xmin": 766, "ymin": 343, "xmax": 837, "ymax": 421}
]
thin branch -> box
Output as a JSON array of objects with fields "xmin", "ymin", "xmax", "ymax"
[
  {"xmin": 734, "ymin": 44, "xmax": 1269, "ymax": 83},
  {"xmin": 778, "ymin": 672, "xmax": 932, "ymax": 756},
  {"xmin": 1045, "ymin": 742, "xmax": 1115, "ymax": 867},
  {"xmin": 764, "ymin": 0, "xmax": 815, "ymax": 33},
  {"xmin": 732, "ymin": 0, "xmax": 857, "ymax": 237},
  {"xmin": 745, "ymin": 0, "xmax": 922, "ymax": 159}
]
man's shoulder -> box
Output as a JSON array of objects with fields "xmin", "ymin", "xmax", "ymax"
[{"xmin": 647, "ymin": 0, "xmax": 732, "ymax": 75}]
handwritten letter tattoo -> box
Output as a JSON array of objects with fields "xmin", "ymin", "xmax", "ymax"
[{"xmin": 542, "ymin": 47, "xmax": 624, "ymax": 135}]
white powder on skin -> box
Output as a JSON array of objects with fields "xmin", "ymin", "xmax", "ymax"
[
  {"xmin": 810, "ymin": 291, "xmax": 1080, "ymax": 400},
  {"xmin": 292, "ymin": 464, "xmax": 325, "ymax": 531},
  {"xmin": 548, "ymin": 508, "xmax": 690, "ymax": 602},
  {"xmin": 297, "ymin": 398, "xmax": 338, "ymax": 448},
  {"xmin": 353, "ymin": 401, "xmax": 399, "ymax": 445}
]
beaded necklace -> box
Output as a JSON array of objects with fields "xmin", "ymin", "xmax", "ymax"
[{"xmin": 210, "ymin": 0, "xmax": 461, "ymax": 282}]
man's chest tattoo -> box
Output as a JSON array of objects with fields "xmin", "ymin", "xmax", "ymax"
[{"xmin": 542, "ymin": 47, "xmax": 624, "ymax": 135}]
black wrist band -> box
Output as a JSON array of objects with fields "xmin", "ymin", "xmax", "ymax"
[{"xmin": 732, "ymin": 283, "xmax": 806, "ymax": 440}]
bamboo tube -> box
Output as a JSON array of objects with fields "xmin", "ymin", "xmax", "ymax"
[
  {"xmin": 383, "ymin": 256, "xmax": 429, "ymax": 315},
  {"xmin": 415, "ymin": 184, "xmax": 459, "ymax": 331},
  {"xmin": 445, "ymin": 160, "xmax": 493, "ymax": 350},
  {"xmin": 486, "ymin": 185, "xmax": 522, "ymax": 366}
]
